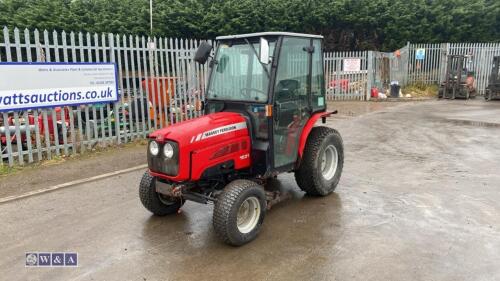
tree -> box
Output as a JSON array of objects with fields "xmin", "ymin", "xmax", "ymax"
[{"xmin": 0, "ymin": 0, "xmax": 498, "ymax": 51}]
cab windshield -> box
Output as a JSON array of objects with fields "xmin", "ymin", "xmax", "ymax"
[{"xmin": 207, "ymin": 40, "xmax": 275, "ymax": 102}]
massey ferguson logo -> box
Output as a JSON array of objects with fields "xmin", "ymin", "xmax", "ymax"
[
  {"xmin": 204, "ymin": 125, "xmax": 237, "ymax": 137},
  {"xmin": 190, "ymin": 122, "xmax": 247, "ymax": 143}
]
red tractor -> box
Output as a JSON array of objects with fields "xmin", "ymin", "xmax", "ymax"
[{"xmin": 139, "ymin": 32, "xmax": 344, "ymax": 246}]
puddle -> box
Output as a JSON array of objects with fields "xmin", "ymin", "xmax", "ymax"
[{"xmin": 444, "ymin": 119, "xmax": 500, "ymax": 128}]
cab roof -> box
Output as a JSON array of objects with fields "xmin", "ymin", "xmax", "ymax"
[{"xmin": 216, "ymin": 32, "xmax": 323, "ymax": 40}]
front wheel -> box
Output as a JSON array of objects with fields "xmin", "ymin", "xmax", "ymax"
[
  {"xmin": 295, "ymin": 126, "xmax": 344, "ymax": 196},
  {"xmin": 213, "ymin": 179, "xmax": 266, "ymax": 246},
  {"xmin": 139, "ymin": 171, "xmax": 184, "ymax": 216}
]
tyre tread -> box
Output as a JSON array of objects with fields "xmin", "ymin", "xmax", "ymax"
[
  {"xmin": 213, "ymin": 179, "xmax": 264, "ymax": 246},
  {"xmin": 139, "ymin": 171, "xmax": 182, "ymax": 216}
]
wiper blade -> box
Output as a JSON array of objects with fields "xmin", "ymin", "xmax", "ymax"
[{"xmin": 244, "ymin": 38, "xmax": 270, "ymax": 78}]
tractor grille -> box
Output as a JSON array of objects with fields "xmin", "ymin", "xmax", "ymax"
[{"xmin": 147, "ymin": 140, "xmax": 179, "ymax": 176}]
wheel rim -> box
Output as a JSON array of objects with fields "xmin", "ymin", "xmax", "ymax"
[
  {"xmin": 320, "ymin": 144, "xmax": 338, "ymax": 181},
  {"xmin": 237, "ymin": 197, "xmax": 261, "ymax": 234}
]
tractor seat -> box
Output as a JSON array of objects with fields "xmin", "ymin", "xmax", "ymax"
[{"xmin": 276, "ymin": 79, "xmax": 300, "ymax": 100}]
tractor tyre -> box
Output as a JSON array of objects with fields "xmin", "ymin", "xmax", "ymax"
[
  {"xmin": 295, "ymin": 126, "xmax": 344, "ymax": 196},
  {"xmin": 213, "ymin": 179, "xmax": 266, "ymax": 246},
  {"xmin": 139, "ymin": 171, "xmax": 184, "ymax": 216}
]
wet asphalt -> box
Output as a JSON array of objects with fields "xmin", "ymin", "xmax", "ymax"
[{"xmin": 1, "ymin": 100, "xmax": 500, "ymax": 281}]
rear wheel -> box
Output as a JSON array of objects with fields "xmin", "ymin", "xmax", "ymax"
[
  {"xmin": 295, "ymin": 126, "xmax": 344, "ymax": 196},
  {"xmin": 139, "ymin": 171, "xmax": 184, "ymax": 216},
  {"xmin": 213, "ymin": 179, "xmax": 266, "ymax": 246}
]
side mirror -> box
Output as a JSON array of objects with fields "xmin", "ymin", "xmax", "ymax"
[
  {"xmin": 194, "ymin": 41, "xmax": 212, "ymax": 65},
  {"xmin": 259, "ymin": 37, "xmax": 269, "ymax": 65}
]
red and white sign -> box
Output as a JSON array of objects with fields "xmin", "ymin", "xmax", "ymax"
[{"xmin": 343, "ymin": 58, "xmax": 361, "ymax": 72}]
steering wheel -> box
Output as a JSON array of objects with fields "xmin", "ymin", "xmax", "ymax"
[{"xmin": 239, "ymin": 88, "xmax": 266, "ymax": 100}]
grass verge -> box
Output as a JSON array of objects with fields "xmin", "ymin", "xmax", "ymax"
[{"xmin": 402, "ymin": 83, "xmax": 439, "ymax": 98}]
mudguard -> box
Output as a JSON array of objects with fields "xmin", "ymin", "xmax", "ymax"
[{"xmin": 297, "ymin": 111, "xmax": 336, "ymax": 158}]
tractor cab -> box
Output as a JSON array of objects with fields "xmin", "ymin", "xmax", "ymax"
[
  {"xmin": 197, "ymin": 32, "xmax": 327, "ymax": 177},
  {"xmin": 140, "ymin": 32, "xmax": 343, "ymax": 246}
]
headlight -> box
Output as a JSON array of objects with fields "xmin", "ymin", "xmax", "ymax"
[
  {"xmin": 147, "ymin": 141, "xmax": 178, "ymax": 176},
  {"xmin": 149, "ymin": 141, "xmax": 159, "ymax": 156},
  {"xmin": 163, "ymin": 142, "xmax": 174, "ymax": 158}
]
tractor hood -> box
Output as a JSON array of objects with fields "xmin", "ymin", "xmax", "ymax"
[{"xmin": 148, "ymin": 112, "xmax": 249, "ymax": 147}]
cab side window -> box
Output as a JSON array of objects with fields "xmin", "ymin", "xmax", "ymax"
[
  {"xmin": 274, "ymin": 37, "xmax": 309, "ymax": 103},
  {"xmin": 311, "ymin": 39, "xmax": 325, "ymax": 112}
]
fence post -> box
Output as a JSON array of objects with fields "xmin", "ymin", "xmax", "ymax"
[
  {"xmin": 12, "ymin": 28, "xmax": 25, "ymax": 165},
  {"xmin": 404, "ymin": 41, "xmax": 410, "ymax": 86},
  {"xmin": 1, "ymin": 27, "xmax": 13, "ymax": 166},
  {"xmin": 439, "ymin": 43, "xmax": 450, "ymax": 84},
  {"xmin": 108, "ymin": 33, "xmax": 121, "ymax": 145},
  {"xmin": 366, "ymin": 51, "xmax": 373, "ymax": 100},
  {"xmin": 2, "ymin": 27, "xmax": 15, "ymax": 166}
]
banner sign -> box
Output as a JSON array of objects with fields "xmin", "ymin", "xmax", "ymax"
[
  {"xmin": 343, "ymin": 58, "xmax": 361, "ymax": 72},
  {"xmin": 0, "ymin": 62, "xmax": 118, "ymax": 112}
]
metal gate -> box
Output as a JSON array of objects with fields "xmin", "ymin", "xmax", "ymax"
[
  {"xmin": 0, "ymin": 27, "xmax": 208, "ymax": 166},
  {"xmin": 324, "ymin": 51, "xmax": 369, "ymax": 101},
  {"xmin": 407, "ymin": 43, "xmax": 500, "ymax": 95}
]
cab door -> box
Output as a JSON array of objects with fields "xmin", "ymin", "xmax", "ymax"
[{"xmin": 273, "ymin": 37, "xmax": 312, "ymax": 168}]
